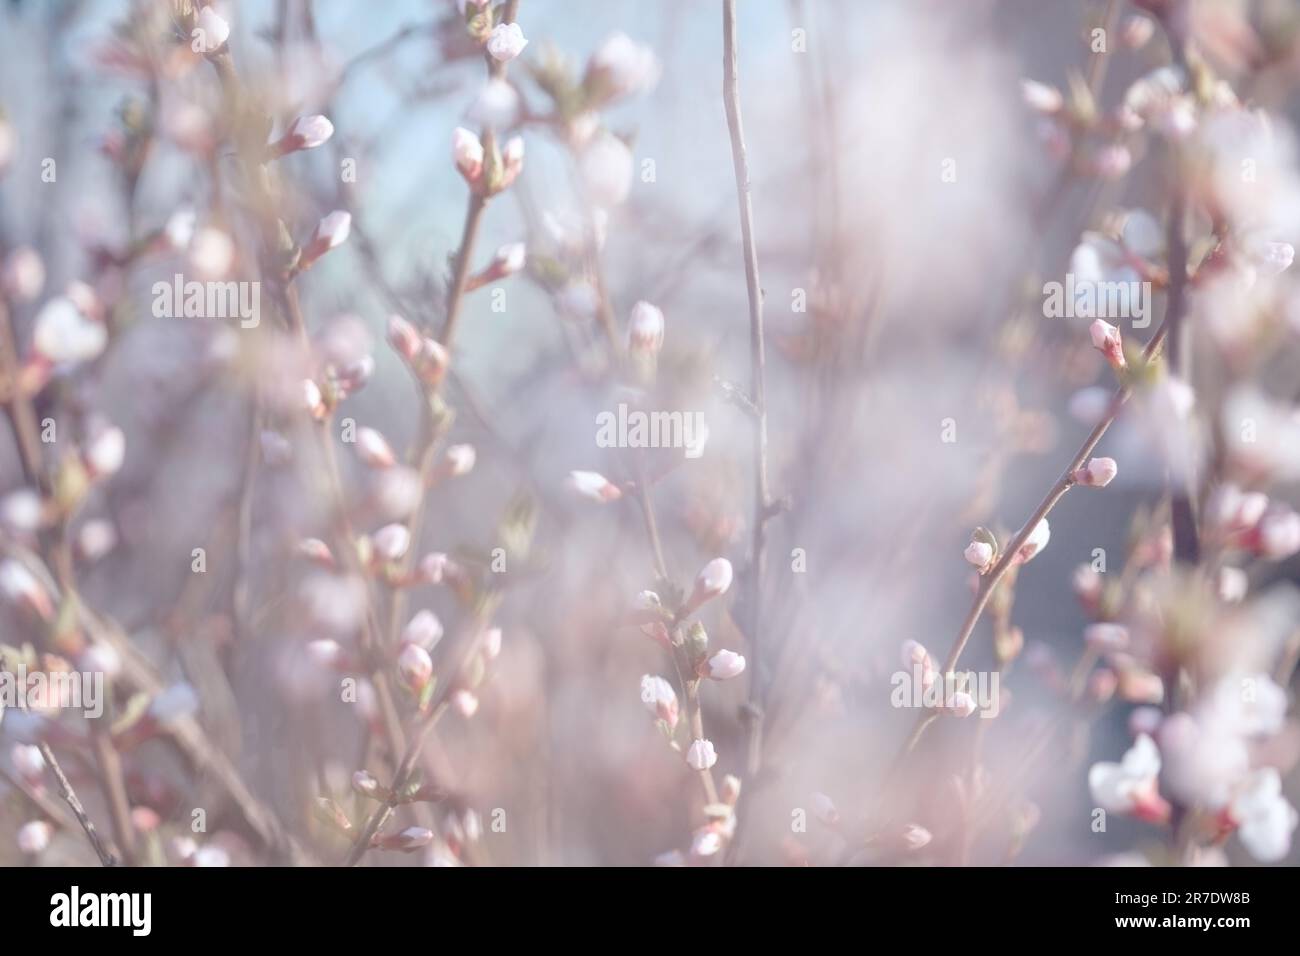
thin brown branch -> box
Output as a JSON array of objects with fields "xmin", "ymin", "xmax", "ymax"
[
  {"xmin": 1, "ymin": 652, "xmax": 119, "ymax": 867},
  {"xmin": 896, "ymin": 318, "xmax": 1172, "ymax": 764},
  {"xmin": 721, "ymin": 0, "xmax": 774, "ymax": 866},
  {"xmin": 722, "ymin": 0, "xmax": 772, "ymax": 778}
]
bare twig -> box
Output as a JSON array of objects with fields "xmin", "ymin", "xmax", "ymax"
[
  {"xmin": 348, "ymin": 0, "xmax": 522, "ymax": 866},
  {"xmin": 1, "ymin": 652, "xmax": 119, "ymax": 867},
  {"xmin": 897, "ymin": 316, "xmax": 1172, "ymax": 762},
  {"xmin": 721, "ymin": 0, "xmax": 774, "ymax": 863}
]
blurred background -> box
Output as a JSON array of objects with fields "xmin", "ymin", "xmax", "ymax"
[{"xmin": 1, "ymin": 0, "xmax": 1299, "ymax": 866}]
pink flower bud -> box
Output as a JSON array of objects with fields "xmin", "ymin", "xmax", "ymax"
[
  {"xmin": 417, "ymin": 338, "xmax": 450, "ymax": 387},
  {"xmin": 334, "ymin": 355, "xmax": 374, "ymax": 398},
  {"xmin": 1252, "ymin": 240, "xmax": 1295, "ymax": 276},
  {"xmin": 901, "ymin": 639, "xmax": 939, "ymax": 690},
  {"xmin": 1089, "ymin": 733, "xmax": 1170, "ymax": 824},
  {"xmin": 76, "ymin": 519, "xmax": 117, "ymax": 562},
  {"xmin": 1089, "ymin": 319, "xmax": 1126, "ymax": 369},
  {"xmin": 299, "ymin": 211, "xmax": 351, "ymax": 271},
  {"xmin": 11, "ymin": 744, "xmax": 45, "ymax": 781},
  {"xmin": 420, "ymin": 552, "xmax": 453, "ymax": 584},
  {"xmin": 374, "ymin": 466, "xmax": 421, "ymax": 520},
  {"xmin": 371, "ymin": 524, "xmax": 411, "ymax": 562},
  {"xmin": 467, "ymin": 242, "xmax": 527, "ymax": 292},
  {"xmin": 306, "ymin": 638, "xmax": 346, "ymax": 669},
  {"xmin": 1073, "ymin": 564, "xmax": 1103, "ymax": 607},
  {"xmin": 585, "ymin": 32, "xmax": 661, "ymax": 104},
  {"xmin": 1255, "ymin": 509, "xmax": 1300, "ymax": 560},
  {"xmin": 690, "ymin": 825, "xmax": 724, "ymax": 858},
  {"xmin": 128, "ymin": 807, "xmax": 159, "ymax": 833},
  {"xmin": 640, "ymin": 674, "xmax": 679, "ymax": 728},
  {"xmin": 442, "ymin": 444, "xmax": 476, "ymax": 478},
  {"xmin": 472, "ymin": 241, "xmax": 528, "ymax": 291},
  {"xmin": 1073, "ymin": 456, "xmax": 1118, "ymax": 488},
  {"xmin": 627, "ymin": 300, "xmax": 665, "ymax": 354},
  {"xmin": 355, "ymin": 427, "xmax": 395, "ymax": 469},
  {"xmin": 702, "ymin": 649, "xmax": 746, "ymax": 681},
  {"xmin": 387, "ymin": 315, "xmax": 422, "ymax": 362},
  {"xmin": 811, "ymin": 791, "xmax": 839, "ymax": 826},
  {"xmin": 686, "ymin": 738, "xmax": 717, "ymax": 771},
  {"xmin": 944, "ymin": 691, "xmax": 977, "ymax": 717},
  {"xmin": 468, "ymin": 79, "xmax": 521, "ymax": 128},
  {"xmin": 1218, "ymin": 566, "xmax": 1248, "ymax": 603},
  {"xmin": 270, "ymin": 114, "xmax": 334, "ymax": 158},
  {"xmin": 452, "ymin": 127, "xmax": 484, "ymax": 185},
  {"xmin": 721, "ymin": 774, "xmax": 742, "ymax": 805},
  {"xmin": 32, "ymin": 296, "xmax": 106, "ymax": 364},
  {"xmin": 1090, "ymin": 143, "xmax": 1132, "ymax": 180},
  {"xmin": 374, "ymin": 826, "xmax": 434, "ymax": 852},
  {"xmin": 684, "ymin": 558, "xmax": 733, "ymax": 615},
  {"xmin": 1121, "ymin": 15, "xmax": 1155, "ymax": 48},
  {"xmin": 1205, "ymin": 484, "xmax": 1269, "ymax": 539},
  {"xmin": 567, "ymin": 470, "xmax": 622, "ymax": 502},
  {"xmin": 194, "ymin": 7, "xmax": 230, "ymax": 54},
  {"xmin": 167, "ymin": 836, "xmax": 198, "ymax": 864},
  {"xmin": 1014, "ymin": 518, "xmax": 1051, "ymax": 564},
  {"xmin": 193, "ymin": 844, "xmax": 231, "ymax": 867},
  {"xmin": 84, "ymin": 426, "xmax": 125, "ymax": 479},
  {"xmin": 486, "ymin": 22, "xmax": 528, "ymax": 62},
  {"xmin": 495, "ymin": 242, "xmax": 527, "ymax": 274},
  {"xmin": 1, "ymin": 488, "xmax": 43, "ymax": 534},
  {"xmin": 2, "ymin": 246, "xmax": 45, "ymax": 302},
  {"xmin": 498, "ymin": 136, "xmax": 525, "ymax": 191},
  {"xmin": 0, "ymin": 559, "xmax": 53, "ymax": 620},
  {"xmin": 403, "ymin": 610, "xmax": 444, "ymax": 650},
  {"xmin": 314, "ymin": 211, "xmax": 352, "ymax": 248},
  {"xmin": 579, "ymin": 132, "xmax": 633, "ymax": 207},
  {"xmin": 1020, "ymin": 79, "xmax": 1063, "ymax": 114},
  {"xmin": 80, "ymin": 642, "xmax": 121, "ymax": 679},
  {"xmin": 302, "ymin": 379, "xmax": 327, "ymax": 420},
  {"xmin": 16, "ymin": 820, "xmax": 52, "ymax": 855},
  {"xmin": 297, "ymin": 538, "xmax": 335, "ymax": 567},
  {"xmin": 64, "ymin": 280, "xmax": 102, "ymax": 320},
  {"xmin": 901, "ymin": 639, "xmax": 934, "ymax": 676},
  {"xmin": 352, "ymin": 770, "xmax": 383, "ymax": 799},
  {"xmin": 397, "ymin": 642, "xmax": 433, "ymax": 693},
  {"xmin": 453, "ymin": 689, "xmax": 479, "ymax": 717},
  {"xmin": 964, "ymin": 540, "xmax": 993, "ymax": 571},
  {"xmin": 902, "ymin": 823, "xmax": 932, "ymax": 850}
]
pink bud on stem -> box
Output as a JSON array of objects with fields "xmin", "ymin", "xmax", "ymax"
[
  {"xmin": 1089, "ymin": 319, "xmax": 1127, "ymax": 370},
  {"xmin": 678, "ymin": 558, "xmax": 733, "ymax": 618},
  {"xmin": 267, "ymin": 114, "xmax": 334, "ymax": 159},
  {"xmin": 296, "ymin": 211, "xmax": 351, "ymax": 274},
  {"xmin": 1072, "ymin": 456, "xmax": 1118, "ymax": 488}
]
